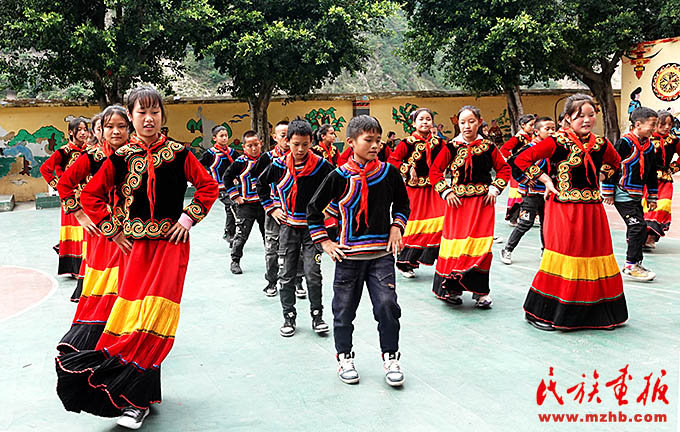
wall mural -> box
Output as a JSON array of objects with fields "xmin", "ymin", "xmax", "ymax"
[
  {"xmin": 304, "ymin": 107, "xmax": 346, "ymax": 132},
  {"xmin": 185, "ymin": 107, "xmax": 249, "ymax": 151},
  {"xmin": 652, "ymin": 63, "xmax": 680, "ymax": 102}
]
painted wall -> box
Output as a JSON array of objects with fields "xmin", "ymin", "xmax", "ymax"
[
  {"xmin": 0, "ymin": 90, "xmax": 619, "ymax": 201},
  {"xmin": 621, "ymin": 36, "xmax": 680, "ymax": 133}
]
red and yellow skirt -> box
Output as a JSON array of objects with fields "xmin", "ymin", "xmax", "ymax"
[
  {"xmin": 58, "ymin": 235, "xmax": 121, "ymax": 354},
  {"xmin": 397, "ymin": 186, "xmax": 445, "ymax": 268},
  {"xmin": 58, "ymin": 211, "xmax": 85, "ymax": 277},
  {"xmin": 644, "ymin": 180, "xmax": 673, "ymax": 241},
  {"xmin": 523, "ymin": 200, "xmax": 627, "ymax": 330},
  {"xmin": 56, "ymin": 239, "xmax": 190, "ymax": 417},
  {"xmin": 433, "ymin": 195, "xmax": 494, "ymax": 298},
  {"xmin": 505, "ymin": 178, "xmax": 523, "ymax": 221}
]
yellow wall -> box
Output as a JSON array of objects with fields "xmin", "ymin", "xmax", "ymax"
[
  {"xmin": 0, "ymin": 90, "xmax": 620, "ymax": 201},
  {"xmin": 621, "ymin": 36, "xmax": 680, "ymax": 132}
]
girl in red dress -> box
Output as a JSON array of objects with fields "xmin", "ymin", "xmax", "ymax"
[
  {"xmin": 430, "ymin": 106, "xmax": 510, "ymax": 308},
  {"xmin": 388, "ymin": 108, "xmax": 447, "ymax": 278}
]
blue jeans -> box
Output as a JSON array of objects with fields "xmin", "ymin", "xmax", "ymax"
[{"xmin": 332, "ymin": 254, "xmax": 401, "ymax": 354}]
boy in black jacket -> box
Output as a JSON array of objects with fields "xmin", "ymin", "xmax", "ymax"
[
  {"xmin": 258, "ymin": 120, "xmax": 333, "ymax": 337},
  {"xmin": 223, "ymin": 130, "xmax": 266, "ymax": 275},
  {"xmin": 307, "ymin": 115, "xmax": 410, "ymax": 388},
  {"xmin": 602, "ymin": 107, "xmax": 658, "ymax": 282}
]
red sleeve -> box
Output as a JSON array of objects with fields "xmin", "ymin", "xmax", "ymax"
[
  {"xmin": 337, "ymin": 146, "xmax": 352, "ymax": 166},
  {"xmin": 382, "ymin": 145, "xmax": 392, "ymax": 162},
  {"xmin": 56, "ymin": 153, "xmax": 91, "ymax": 214},
  {"xmin": 429, "ymin": 144, "xmax": 452, "ymax": 198},
  {"xmin": 388, "ymin": 139, "xmax": 408, "ymax": 169},
  {"xmin": 500, "ymin": 136, "xmax": 519, "ymax": 159},
  {"xmin": 40, "ymin": 150, "xmax": 63, "ymax": 188},
  {"xmin": 81, "ymin": 158, "xmax": 121, "ymax": 238},
  {"xmin": 183, "ymin": 151, "xmax": 219, "ymax": 224},
  {"xmin": 513, "ymin": 137, "xmax": 557, "ymax": 177},
  {"xmin": 671, "ymin": 139, "xmax": 680, "ymax": 174},
  {"xmin": 602, "ymin": 138, "xmax": 621, "ymax": 168},
  {"xmin": 490, "ymin": 146, "xmax": 511, "ymax": 191}
]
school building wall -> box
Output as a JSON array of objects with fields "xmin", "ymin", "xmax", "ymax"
[
  {"xmin": 620, "ymin": 36, "xmax": 680, "ymax": 133},
  {"xmin": 0, "ymin": 89, "xmax": 619, "ymax": 202}
]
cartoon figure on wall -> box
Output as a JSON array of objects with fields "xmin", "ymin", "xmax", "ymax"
[{"xmin": 628, "ymin": 87, "xmax": 642, "ymax": 120}]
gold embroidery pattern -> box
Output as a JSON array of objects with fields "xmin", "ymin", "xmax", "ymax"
[
  {"xmin": 120, "ymin": 141, "xmax": 185, "ymax": 222},
  {"xmin": 124, "ymin": 218, "xmax": 174, "ymax": 239},
  {"xmin": 98, "ymin": 219, "xmax": 120, "ymax": 238},
  {"xmin": 434, "ymin": 180, "xmax": 449, "ymax": 194},
  {"xmin": 600, "ymin": 164, "xmax": 615, "ymax": 180},
  {"xmin": 61, "ymin": 196, "xmax": 80, "ymax": 213},
  {"xmin": 48, "ymin": 178, "xmax": 58, "ymax": 188},
  {"xmin": 403, "ymin": 137, "xmax": 440, "ymax": 187},
  {"xmin": 445, "ymin": 140, "xmax": 491, "ymax": 188},
  {"xmin": 525, "ymin": 164, "xmax": 542, "ymax": 180},
  {"xmin": 492, "ymin": 178, "xmax": 508, "ymax": 191},
  {"xmin": 554, "ymin": 133, "xmax": 604, "ymax": 202},
  {"xmin": 452, "ymin": 184, "xmax": 489, "ymax": 197},
  {"xmin": 184, "ymin": 202, "xmax": 207, "ymax": 223}
]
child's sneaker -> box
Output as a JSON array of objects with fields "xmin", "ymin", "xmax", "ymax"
[
  {"xmin": 475, "ymin": 295, "xmax": 493, "ymax": 308},
  {"xmin": 337, "ymin": 352, "xmax": 359, "ymax": 384},
  {"xmin": 382, "ymin": 352, "xmax": 404, "ymax": 387},
  {"xmin": 493, "ymin": 236, "xmax": 504, "ymax": 244},
  {"xmin": 280, "ymin": 312, "xmax": 296, "ymax": 337},
  {"xmin": 622, "ymin": 263, "xmax": 655, "ymax": 282},
  {"xmin": 295, "ymin": 281, "xmax": 307, "ymax": 298},
  {"xmin": 500, "ymin": 249, "xmax": 512, "ymax": 265},
  {"xmin": 230, "ymin": 260, "xmax": 242, "ymax": 275},
  {"xmin": 311, "ymin": 309, "xmax": 329, "ymax": 334},
  {"xmin": 263, "ymin": 283, "xmax": 277, "ymax": 297},
  {"xmin": 399, "ymin": 268, "xmax": 416, "ymax": 279},
  {"xmin": 116, "ymin": 407, "xmax": 149, "ymax": 430}
]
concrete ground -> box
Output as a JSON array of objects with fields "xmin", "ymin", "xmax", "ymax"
[{"xmin": 1, "ymin": 185, "xmax": 680, "ymax": 432}]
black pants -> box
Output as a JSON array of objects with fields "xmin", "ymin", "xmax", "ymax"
[
  {"xmin": 278, "ymin": 225, "xmax": 322, "ymax": 317},
  {"xmin": 614, "ymin": 200, "xmax": 647, "ymax": 264},
  {"xmin": 231, "ymin": 202, "xmax": 265, "ymax": 260},
  {"xmin": 219, "ymin": 190, "xmax": 237, "ymax": 238},
  {"xmin": 506, "ymin": 194, "xmax": 545, "ymax": 252},
  {"xmin": 332, "ymin": 254, "xmax": 401, "ymax": 355}
]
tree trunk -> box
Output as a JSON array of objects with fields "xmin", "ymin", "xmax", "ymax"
[
  {"xmin": 248, "ymin": 85, "xmax": 274, "ymax": 150},
  {"xmin": 504, "ymin": 84, "xmax": 524, "ymax": 135}
]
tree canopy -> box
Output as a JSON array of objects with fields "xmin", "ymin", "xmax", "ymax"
[
  {"xmin": 195, "ymin": 0, "xmax": 396, "ymax": 147},
  {"xmin": 0, "ymin": 0, "xmax": 211, "ymax": 107}
]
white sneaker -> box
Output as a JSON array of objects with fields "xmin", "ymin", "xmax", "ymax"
[
  {"xmin": 383, "ymin": 352, "xmax": 405, "ymax": 387},
  {"xmin": 399, "ymin": 268, "xmax": 416, "ymax": 279},
  {"xmin": 475, "ymin": 295, "xmax": 493, "ymax": 308},
  {"xmin": 500, "ymin": 249, "xmax": 512, "ymax": 265},
  {"xmin": 116, "ymin": 407, "xmax": 149, "ymax": 430},
  {"xmin": 622, "ymin": 263, "xmax": 655, "ymax": 282},
  {"xmin": 337, "ymin": 352, "xmax": 359, "ymax": 384},
  {"xmin": 493, "ymin": 236, "xmax": 504, "ymax": 244}
]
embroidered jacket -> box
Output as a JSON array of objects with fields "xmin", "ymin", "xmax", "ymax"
[
  {"xmin": 307, "ymin": 161, "xmax": 410, "ymax": 256},
  {"xmin": 40, "ymin": 142, "xmax": 86, "ymax": 189},
  {"xmin": 500, "ymin": 132, "xmax": 532, "ymax": 159},
  {"xmin": 199, "ymin": 145, "xmax": 239, "ymax": 190},
  {"xmin": 311, "ymin": 142, "xmax": 339, "ymax": 166},
  {"xmin": 57, "ymin": 145, "xmax": 111, "ymax": 214},
  {"xmin": 509, "ymin": 139, "xmax": 548, "ymax": 195},
  {"xmin": 510, "ymin": 130, "xmax": 621, "ymax": 204},
  {"xmin": 430, "ymin": 136, "xmax": 510, "ymax": 199},
  {"xmin": 388, "ymin": 134, "xmax": 445, "ymax": 188},
  {"xmin": 257, "ymin": 154, "xmax": 333, "ymax": 227},
  {"xmin": 223, "ymin": 154, "xmax": 262, "ymax": 203},
  {"xmin": 251, "ymin": 145, "xmax": 288, "ymax": 178},
  {"xmin": 601, "ymin": 134, "xmax": 658, "ymax": 200},
  {"xmin": 337, "ymin": 142, "xmax": 392, "ymax": 166},
  {"xmin": 80, "ymin": 136, "xmax": 218, "ymax": 239},
  {"xmin": 650, "ymin": 133, "xmax": 680, "ymax": 182}
]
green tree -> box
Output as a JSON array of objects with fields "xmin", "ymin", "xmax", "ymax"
[
  {"xmin": 196, "ymin": 0, "xmax": 396, "ymax": 148},
  {"xmin": 401, "ymin": 0, "xmax": 559, "ymax": 133},
  {"xmin": 536, "ymin": 0, "xmax": 680, "ymax": 141},
  {"xmin": 0, "ymin": 0, "xmax": 211, "ymax": 108}
]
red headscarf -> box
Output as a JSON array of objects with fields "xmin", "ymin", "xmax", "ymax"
[
  {"xmin": 128, "ymin": 133, "xmax": 168, "ymax": 220},
  {"xmin": 564, "ymin": 129, "xmax": 597, "ymax": 185},
  {"xmin": 344, "ymin": 157, "xmax": 380, "ymax": 228},
  {"xmin": 284, "ymin": 150, "xmax": 319, "ymax": 211},
  {"xmin": 623, "ymin": 133, "xmax": 648, "ymax": 178}
]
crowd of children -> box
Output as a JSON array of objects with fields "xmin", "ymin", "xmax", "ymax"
[{"xmin": 42, "ymin": 89, "xmax": 679, "ymax": 429}]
